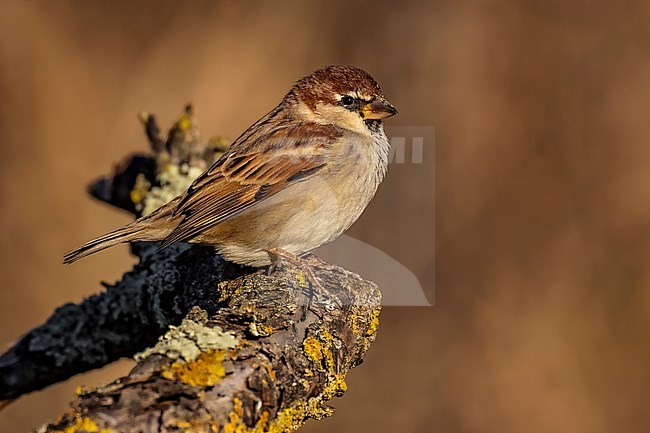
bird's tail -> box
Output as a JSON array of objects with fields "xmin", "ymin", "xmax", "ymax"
[
  {"xmin": 63, "ymin": 223, "xmax": 146, "ymax": 264},
  {"xmin": 64, "ymin": 198, "xmax": 180, "ymax": 264}
]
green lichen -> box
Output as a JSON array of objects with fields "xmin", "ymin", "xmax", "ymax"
[
  {"xmin": 138, "ymin": 164, "xmax": 204, "ymax": 216},
  {"xmin": 135, "ymin": 313, "xmax": 239, "ymax": 363}
]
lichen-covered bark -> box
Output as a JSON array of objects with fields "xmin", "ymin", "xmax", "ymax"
[
  {"xmin": 0, "ymin": 243, "xmax": 249, "ymax": 402},
  {"xmin": 37, "ymin": 258, "xmax": 381, "ymax": 433}
]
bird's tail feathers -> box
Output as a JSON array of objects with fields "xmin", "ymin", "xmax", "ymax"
[
  {"xmin": 63, "ymin": 223, "xmax": 145, "ymax": 264},
  {"xmin": 64, "ymin": 197, "xmax": 184, "ymax": 264}
]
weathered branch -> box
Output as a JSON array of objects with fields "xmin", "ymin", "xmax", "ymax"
[
  {"xmin": 37, "ymin": 257, "xmax": 380, "ymax": 433},
  {"xmin": 0, "ymin": 106, "xmax": 382, "ymax": 432},
  {"xmin": 0, "ymin": 243, "xmax": 248, "ymax": 402}
]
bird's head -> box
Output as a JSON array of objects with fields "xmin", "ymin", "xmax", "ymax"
[{"xmin": 287, "ymin": 65, "xmax": 398, "ymax": 135}]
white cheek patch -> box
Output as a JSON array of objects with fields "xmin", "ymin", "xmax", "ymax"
[{"xmin": 314, "ymin": 103, "xmax": 368, "ymax": 134}]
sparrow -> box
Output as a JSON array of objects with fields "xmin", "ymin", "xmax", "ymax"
[{"xmin": 64, "ymin": 65, "xmax": 397, "ymax": 268}]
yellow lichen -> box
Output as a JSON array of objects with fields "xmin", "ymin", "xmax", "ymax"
[
  {"xmin": 302, "ymin": 330, "xmax": 335, "ymax": 372},
  {"xmin": 320, "ymin": 374, "xmax": 347, "ymax": 400},
  {"xmin": 177, "ymin": 110, "xmax": 193, "ymax": 132},
  {"xmin": 304, "ymin": 401, "xmax": 334, "ymax": 421},
  {"xmin": 348, "ymin": 313, "xmax": 360, "ymax": 334},
  {"xmin": 50, "ymin": 416, "xmax": 112, "ymax": 433},
  {"xmin": 207, "ymin": 135, "xmax": 232, "ymax": 153},
  {"xmin": 219, "ymin": 353, "xmax": 348, "ymax": 432},
  {"xmin": 348, "ymin": 308, "xmax": 381, "ymax": 337},
  {"xmin": 320, "ymin": 331, "xmax": 334, "ymax": 370},
  {"xmin": 161, "ymin": 349, "xmax": 228, "ymax": 387},
  {"xmin": 302, "ymin": 336, "xmax": 323, "ymax": 364},
  {"xmin": 366, "ymin": 307, "xmax": 381, "ymax": 336},
  {"xmin": 137, "ymin": 111, "xmax": 150, "ymax": 125},
  {"xmin": 223, "ymin": 398, "xmax": 307, "ymax": 433},
  {"xmin": 266, "ymin": 405, "xmax": 306, "ymax": 433},
  {"xmin": 249, "ymin": 321, "xmax": 274, "ymax": 337},
  {"xmin": 304, "ymin": 373, "xmax": 347, "ymax": 420},
  {"xmin": 264, "ymin": 364, "xmax": 277, "ymax": 381},
  {"xmin": 129, "ymin": 173, "xmax": 151, "ymax": 205},
  {"xmin": 223, "ymin": 398, "xmax": 246, "ymax": 433},
  {"xmin": 296, "ymin": 272, "xmax": 306, "ymax": 286}
]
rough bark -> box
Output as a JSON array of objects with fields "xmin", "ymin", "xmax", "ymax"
[
  {"xmin": 0, "ymin": 106, "xmax": 382, "ymax": 432},
  {"xmin": 0, "ymin": 243, "xmax": 249, "ymax": 402},
  {"xmin": 37, "ymin": 256, "xmax": 380, "ymax": 433}
]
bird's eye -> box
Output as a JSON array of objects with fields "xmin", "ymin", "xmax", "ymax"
[{"xmin": 340, "ymin": 95, "xmax": 355, "ymax": 107}]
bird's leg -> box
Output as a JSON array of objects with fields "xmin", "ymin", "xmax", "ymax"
[
  {"xmin": 266, "ymin": 248, "xmax": 341, "ymax": 309},
  {"xmin": 267, "ymin": 247, "xmax": 320, "ymax": 294},
  {"xmin": 266, "ymin": 249, "xmax": 285, "ymax": 276}
]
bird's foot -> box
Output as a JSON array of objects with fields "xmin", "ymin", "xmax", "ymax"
[{"xmin": 266, "ymin": 248, "xmax": 341, "ymax": 310}]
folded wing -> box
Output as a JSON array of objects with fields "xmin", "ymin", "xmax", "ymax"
[{"xmin": 158, "ymin": 120, "xmax": 341, "ymax": 249}]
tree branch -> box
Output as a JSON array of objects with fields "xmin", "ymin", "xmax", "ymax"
[
  {"xmin": 37, "ymin": 257, "xmax": 380, "ymax": 433},
  {"xmin": 0, "ymin": 243, "xmax": 248, "ymax": 402}
]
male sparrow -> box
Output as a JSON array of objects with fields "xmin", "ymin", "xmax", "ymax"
[{"xmin": 64, "ymin": 65, "xmax": 397, "ymax": 267}]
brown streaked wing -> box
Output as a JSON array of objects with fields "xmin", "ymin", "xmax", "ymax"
[{"xmin": 157, "ymin": 121, "xmax": 341, "ymax": 250}]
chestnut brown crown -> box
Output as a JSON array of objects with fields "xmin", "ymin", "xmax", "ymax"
[
  {"xmin": 287, "ymin": 65, "xmax": 397, "ymax": 124},
  {"xmin": 290, "ymin": 66, "xmax": 383, "ymax": 107}
]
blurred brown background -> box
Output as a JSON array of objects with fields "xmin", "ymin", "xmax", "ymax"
[{"xmin": 1, "ymin": 0, "xmax": 648, "ymax": 431}]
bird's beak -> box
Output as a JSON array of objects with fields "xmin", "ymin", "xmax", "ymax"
[{"xmin": 360, "ymin": 98, "xmax": 398, "ymax": 120}]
